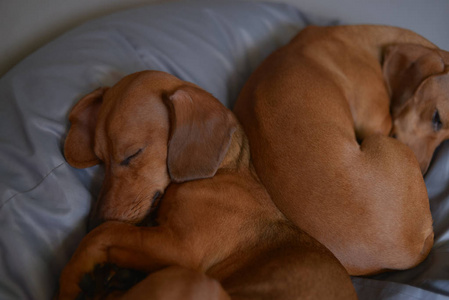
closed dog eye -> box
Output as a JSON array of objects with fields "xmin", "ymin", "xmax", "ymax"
[
  {"xmin": 120, "ymin": 148, "xmax": 143, "ymax": 166},
  {"xmin": 432, "ymin": 109, "xmax": 442, "ymax": 132}
]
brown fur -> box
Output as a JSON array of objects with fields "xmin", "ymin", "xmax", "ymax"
[
  {"xmin": 233, "ymin": 25, "xmax": 448, "ymax": 275},
  {"xmin": 57, "ymin": 71, "xmax": 357, "ymax": 299}
]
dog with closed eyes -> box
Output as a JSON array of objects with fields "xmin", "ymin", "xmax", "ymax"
[
  {"xmin": 56, "ymin": 70, "xmax": 357, "ymax": 300},
  {"xmin": 234, "ymin": 25, "xmax": 449, "ymax": 276}
]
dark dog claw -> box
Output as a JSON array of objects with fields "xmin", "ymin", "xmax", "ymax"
[
  {"xmin": 75, "ymin": 293, "xmax": 87, "ymax": 300},
  {"xmin": 107, "ymin": 268, "xmax": 147, "ymax": 291},
  {"xmin": 78, "ymin": 273, "xmax": 95, "ymax": 297}
]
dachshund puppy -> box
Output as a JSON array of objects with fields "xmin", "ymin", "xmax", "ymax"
[
  {"xmin": 57, "ymin": 71, "xmax": 357, "ymax": 299},
  {"xmin": 234, "ymin": 25, "xmax": 449, "ymax": 275}
]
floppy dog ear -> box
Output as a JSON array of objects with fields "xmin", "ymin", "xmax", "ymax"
[
  {"xmin": 64, "ymin": 87, "xmax": 108, "ymax": 168},
  {"xmin": 165, "ymin": 86, "xmax": 237, "ymax": 182},
  {"xmin": 383, "ymin": 44, "xmax": 445, "ymax": 115}
]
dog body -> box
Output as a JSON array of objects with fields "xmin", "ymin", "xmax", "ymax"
[
  {"xmin": 234, "ymin": 25, "xmax": 449, "ymax": 275},
  {"xmin": 58, "ymin": 71, "xmax": 357, "ymax": 299}
]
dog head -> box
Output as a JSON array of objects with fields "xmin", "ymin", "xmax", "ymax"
[
  {"xmin": 383, "ymin": 44, "xmax": 449, "ymax": 174},
  {"xmin": 65, "ymin": 71, "xmax": 237, "ymax": 229}
]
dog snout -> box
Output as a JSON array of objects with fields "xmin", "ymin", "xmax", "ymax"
[{"xmin": 86, "ymin": 188, "xmax": 165, "ymax": 232}]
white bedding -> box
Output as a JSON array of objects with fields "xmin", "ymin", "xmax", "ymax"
[{"xmin": 0, "ymin": 1, "xmax": 447, "ymax": 299}]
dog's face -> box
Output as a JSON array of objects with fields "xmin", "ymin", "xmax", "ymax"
[
  {"xmin": 383, "ymin": 44, "xmax": 449, "ymax": 174},
  {"xmin": 64, "ymin": 71, "xmax": 236, "ymax": 229}
]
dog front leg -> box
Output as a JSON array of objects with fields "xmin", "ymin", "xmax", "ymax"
[{"xmin": 57, "ymin": 221, "xmax": 198, "ymax": 300}]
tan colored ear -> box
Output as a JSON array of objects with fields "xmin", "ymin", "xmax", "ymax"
[
  {"xmin": 383, "ymin": 44, "xmax": 445, "ymax": 115},
  {"xmin": 165, "ymin": 86, "xmax": 237, "ymax": 182},
  {"xmin": 64, "ymin": 87, "xmax": 108, "ymax": 168},
  {"xmin": 437, "ymin": 48, "xmax": 449, "ymax": 65}
]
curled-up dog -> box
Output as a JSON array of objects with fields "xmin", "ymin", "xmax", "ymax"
[
  {"xmin": 234, "ymin": 25, "xmax": 449, "ymax": 275},
  {"xmin": 56, "ymin": 71, "xmax": 357, "ymax": 300}
]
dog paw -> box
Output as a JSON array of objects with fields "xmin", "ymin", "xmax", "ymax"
[
  {"xmin": 69, "ymin": 264, "xmax": 147, "ymax": 299},
  {"xmin": 103, "ymin": 266, "xmax": 147, "ymax": 291},
  {"xmin": 57, "ymin": 247, "xmax": 109, "ymax": 299}
]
